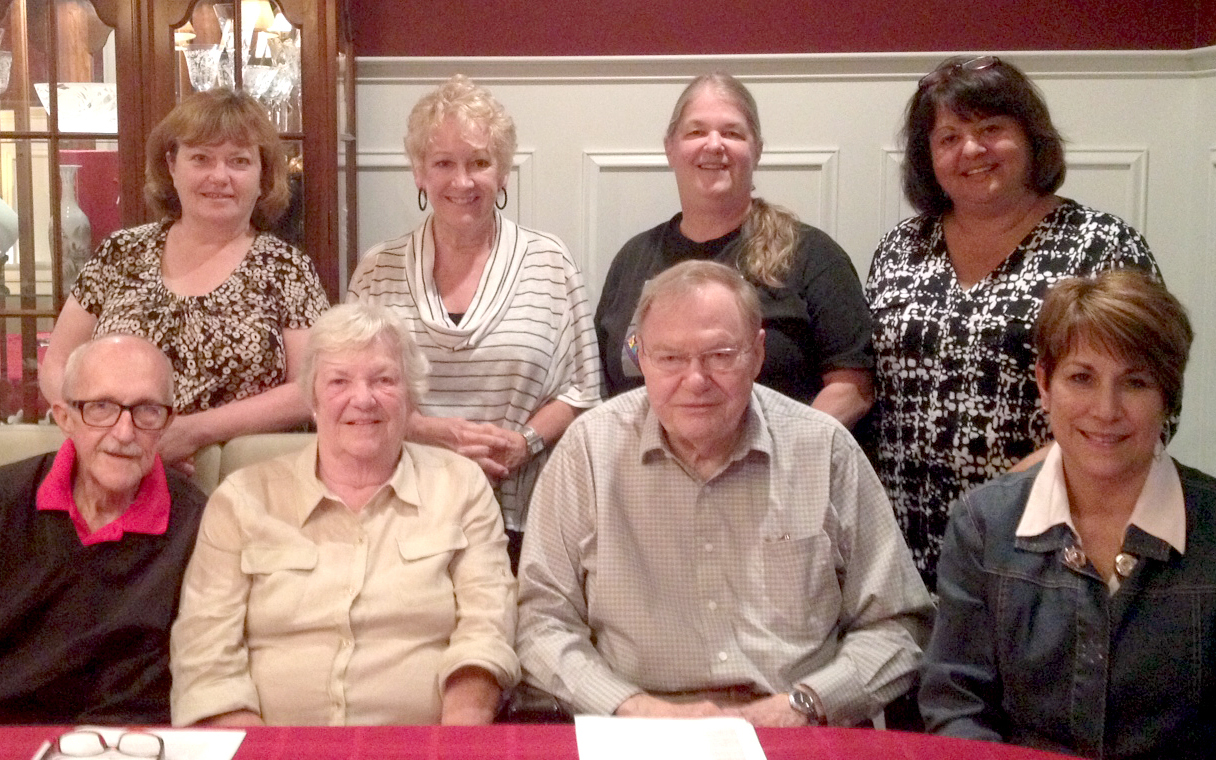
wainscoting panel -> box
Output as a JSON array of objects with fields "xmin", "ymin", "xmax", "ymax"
[{"xmin": 356, "ymin": 50, "xmax": 1216, "ymax": 471}]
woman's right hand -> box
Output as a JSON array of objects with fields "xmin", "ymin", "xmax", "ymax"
[{"xmin": 407, "ymin": 412, "xmax": 519, "ymax": 481}]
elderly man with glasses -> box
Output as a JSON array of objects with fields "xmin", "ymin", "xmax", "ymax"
[
  {"xmin": 517, "ymin": 260, "xmax": 933, "ymax": 727},
  {"xmin": 0, "ymin": 335, "xmax": 205, "ymax": 724}
]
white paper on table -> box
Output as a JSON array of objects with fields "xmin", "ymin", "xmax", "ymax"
[
  {"xmin": 30, "ymin": 726, "xmax": 245, "ymax": 760},
  {"xmin": 574, "ymin": 715, "xmax": 768, "ymax": 760}
]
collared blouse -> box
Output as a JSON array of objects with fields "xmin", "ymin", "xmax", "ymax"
[{"xmin": 170, "ymin": 440, "xmax": 519, "ymax": 726}]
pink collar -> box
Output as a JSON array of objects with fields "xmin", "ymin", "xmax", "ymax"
[{"xmin": 35, "ymin": 439, "xmax": 172, "ymax": 545}]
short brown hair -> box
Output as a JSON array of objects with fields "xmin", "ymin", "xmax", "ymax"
[
  {"xmin": 902, "ymin": 56, "xmax": 1065, "ymax": 216},
  {"xmin": 405, "ymin": 75, "xmax": 517, "ymax": 185},
  {"xmin": 144, "ymin": 89, "xmax": 290, "ymax": 229},
  {"xmin": 1034, "ymin": 269, "xmax": 1192, "ymax": 419},
  {"xmin": 634, "ymin": 260, "xmax": 763, "ymax": 340}
]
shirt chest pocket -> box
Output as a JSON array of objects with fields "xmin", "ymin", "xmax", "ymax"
[
  {"xmin": 395, "ymin": 526, "xmax": 467, "ymax": 632},
  {"xmin": 396, "ymin": 527, "xmax": 468, "ymax": 591},
  {"xmin": 241, "ymin": 543, "xmax": 320, "ymax": 631},
  {"xmin": 760, "ymin": 533, "xmax": 835, "ymax": 638}
]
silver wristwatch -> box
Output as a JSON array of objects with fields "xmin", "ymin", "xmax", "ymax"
[
  {"xmin": 521, "ymin": 425, "xmax": 545, "ymax": 457},
  {"xmin": 788, "ymin": 685, "xmax": 827, "ymax": 725}
]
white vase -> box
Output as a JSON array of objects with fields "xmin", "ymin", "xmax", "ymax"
[{"xmin": 54, "ymin": 164, "xmax": 92, "ymax": 287}]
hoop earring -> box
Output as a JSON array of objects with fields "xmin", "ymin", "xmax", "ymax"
[
  {"xmin": 496, "ymin": 187, "xmax": 508, "ymax": 210},
  {"xmin": 418, "ymin": 189, "xmax": 428, "ymax": 211}
]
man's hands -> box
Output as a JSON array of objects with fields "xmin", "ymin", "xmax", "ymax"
[
  {"xmin": 615, "ymin": 692, "xmax": 814, "ymax": 727},
  {"xmin": 614, "ymin": 693, "xmax": 727, "ymax": 719},
  {"xmin": 724, "ymin": 694, "xmax": 810, "ymax": 727}
]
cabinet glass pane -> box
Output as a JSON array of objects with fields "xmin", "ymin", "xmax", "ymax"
[
  {"xmin": 174, "ymin": 0, "xmax": 300, "ymax": 132},
  {"xmin": 39, "ymin": 1, "xmax": 117, "ymax": 134}
]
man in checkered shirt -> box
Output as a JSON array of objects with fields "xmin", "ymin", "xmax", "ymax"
[{"xmin": 517, "ymin": 260, "xmax": 932, "ymax": 727}]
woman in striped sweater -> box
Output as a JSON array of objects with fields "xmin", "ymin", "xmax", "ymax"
[{"xmin": 348, "ymin": 75, "xmax": 601, "ymax": 570}]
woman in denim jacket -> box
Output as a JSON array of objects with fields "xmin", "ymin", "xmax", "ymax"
[{"xmin": 919, "ymin": 270, "xmax": 1215, "ymax": 760}]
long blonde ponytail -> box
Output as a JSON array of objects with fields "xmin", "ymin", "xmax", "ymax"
[{"xmin": 738, "ymin": 197, "xmax": 800, "ymax": 288}]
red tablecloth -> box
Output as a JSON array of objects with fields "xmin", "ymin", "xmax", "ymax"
[{"xmin": 0, "ymin": 724, "xmax": 1081, "ymax": 760}]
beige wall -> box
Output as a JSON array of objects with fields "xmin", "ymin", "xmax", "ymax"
[{"xmin": 354, "ymin": 49, "xmax": 1216, "ymax": 472}]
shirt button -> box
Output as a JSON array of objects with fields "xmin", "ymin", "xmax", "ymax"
[
  {"xmin": 704, "ymin": 543, "xmax": 714, "ymax": 552},
  {"xmin": 707, "ymin": 601, "xmax": 718, "ymax": 611},
  {"xmin": 717, "ymin": 651, "xmax": 728, "ymax": 662}
]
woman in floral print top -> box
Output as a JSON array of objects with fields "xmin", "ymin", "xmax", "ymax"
[
  {"xmin": 864, "ymin": 56, "xmax": 1159, "ymax": 590},
  {"xmin": 41, "ymin": 90, "xmax": 328, "ymax": 469}
]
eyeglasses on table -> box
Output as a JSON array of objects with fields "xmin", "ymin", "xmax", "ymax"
[{"xmin": 40, "ymin": 730, "xmax": 164, "ymax": 760}]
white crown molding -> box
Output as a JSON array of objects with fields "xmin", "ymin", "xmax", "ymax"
[{"xmin": 358, "ymin": 46, "xmax": 1216, "ymax": 85}]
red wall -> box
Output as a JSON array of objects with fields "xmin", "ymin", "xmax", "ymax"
[{"xmin": 352, "ymin": 0, "xmax": 1211, "ymax": 57}]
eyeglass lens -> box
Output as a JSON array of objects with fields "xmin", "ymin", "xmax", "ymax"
[
  {"xmin": 51, "ymin": 730, "xmax": 163, "ymax": 758},
  {"xmin": 75, "ymin": 400, "xmax": 171, "ymax": 430}
]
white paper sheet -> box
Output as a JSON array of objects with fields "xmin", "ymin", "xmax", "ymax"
[
  {"xmin": 574, "ymin": 716, "xmax": 768, "ymax": 760},
  {"xmin": 31, "ymin": 726, "xmax": 245, "ymax": 760}
]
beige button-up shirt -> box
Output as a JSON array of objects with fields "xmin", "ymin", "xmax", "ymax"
[{"xmin": 171, "ymin": 440, "xmax": 519, "ymax": 726}]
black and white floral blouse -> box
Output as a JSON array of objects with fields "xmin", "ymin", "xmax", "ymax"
[
  {"xmin": 73, "ymin": 221, "xmax": 329, "ymax": 415},
  {"xmin": 865, "ymin": 199, "xmax": 1159, "ymax": 588}
]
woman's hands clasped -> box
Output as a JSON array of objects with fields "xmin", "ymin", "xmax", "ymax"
[{"xmin": 407, "ymin": 412, "xmax": 528, "ymax": 483}]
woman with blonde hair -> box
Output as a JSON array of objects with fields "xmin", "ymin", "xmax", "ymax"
[
  {"xmin": 348, "ymin": 75, "xmax": 601, "ymax": 570},
  {"xmin": 596, "ymin": 72, "xmax": 873, "ymax": 425},
  {"xmin": 172, "ymin": 303, "xmax": 518, "ymax": 726}
]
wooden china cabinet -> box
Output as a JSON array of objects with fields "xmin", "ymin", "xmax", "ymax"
[{"xmin": 0, "ymin": 0, "xmax": 355, "ymax": 421}]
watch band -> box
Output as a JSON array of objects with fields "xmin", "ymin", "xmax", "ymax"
[{"xmin": 521, "ymin": 425, "xmax": 545, "ymax": 457}]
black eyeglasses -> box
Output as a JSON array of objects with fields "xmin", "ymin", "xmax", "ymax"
[
  {"xmin": 42, "ymin": 730, "xmax": 165, "ymax": 759},
  {"xmin": 69, "ymin": 399, "xmax": 174, "ymax": 431},
  {"xmin": 918, "ymin": 55, "xmax": 1000, "ymax": 89}
]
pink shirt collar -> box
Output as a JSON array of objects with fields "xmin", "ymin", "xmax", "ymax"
[
  {"xmin": 1016, "ymin": 442, "xmax": 1185, "ymax": 555},
  {"xmin": 35, "ymin": 439, "xmax": 172, "ymax": 546}
]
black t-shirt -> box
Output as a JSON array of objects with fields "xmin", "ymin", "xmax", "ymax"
[{"xmin": 595, "ymin": 213, "xmax": 873, "ymax": 403}]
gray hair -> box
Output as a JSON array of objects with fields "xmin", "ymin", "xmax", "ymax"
[
  {"xmin": 300, "ymin": 304, "xmax": 429, "ymax": 407},
  {"xmin": 405, "ymin": 74, "xmax": 517, "ymax": 185},
  {"xmin": 633, "ymin": 260, "xmax": 763, "ymax": 340},
  {"xmin": 62, "ymin": 334, "xmax": 174, "ymax": 403},
  {"xmin": 665, "ymin": 72, "xmax": 763, "ymax": 154}
]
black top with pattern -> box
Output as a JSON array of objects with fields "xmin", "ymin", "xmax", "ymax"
[
  {"xmin": 73, "ymin": 221, "xmax": 329, "ymax": 415},
  {"xmin": 864, "ymin": 200, "xmax": 1159, "ymax": 589}
]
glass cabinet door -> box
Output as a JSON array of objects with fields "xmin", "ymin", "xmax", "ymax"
[
  {"xmin": 170, "ymin": 1, "xmax": 305, "ymax": 250},
  {"xmin": 0, "ymin": 0, "xmax": 120, "ymax": 422},
  {"xmin": 0, "ymin": 0, "xmax": 352, "ymax": 423}
]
